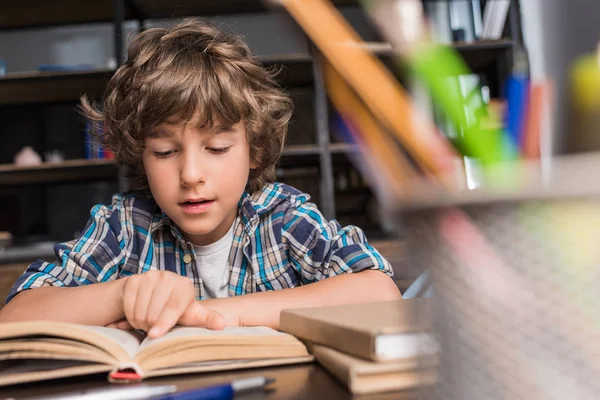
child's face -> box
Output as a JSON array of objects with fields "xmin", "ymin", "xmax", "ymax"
[{"xmin": 143, "ymin": 116, "xmax": 252, "ymax": 246}]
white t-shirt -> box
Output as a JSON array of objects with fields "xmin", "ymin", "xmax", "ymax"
[{"xmin": 192, "ymin": 222, "xmax": 235, "ymax": 299}]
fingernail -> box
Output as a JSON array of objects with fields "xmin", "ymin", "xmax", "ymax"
[{"xmin": 148, "ymin": 327, "xmax": 160, "ymax": 337}]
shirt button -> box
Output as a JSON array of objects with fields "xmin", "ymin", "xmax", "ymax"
[{"xmin": 183, "ymin": 254, "xmax": 192, "ymax": 264}]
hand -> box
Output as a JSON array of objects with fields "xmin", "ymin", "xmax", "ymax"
[{"xmin": 114, "ymin": 270, "xmax": 226, "ymax": 338}]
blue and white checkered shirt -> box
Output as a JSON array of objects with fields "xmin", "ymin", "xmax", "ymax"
[{"xmin": 7, "ymin": 182, "xmax": 394, "ymax": 303}]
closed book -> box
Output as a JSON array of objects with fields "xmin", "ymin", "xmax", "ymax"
[
  {"xmin": 424, "ymin": 0, "xmax": 453, "ymax": 44},
  {"xmin": 308, "ymin": 343, "xmax": 437, "ymax": 395},
  {"xmin": 280, "ymin": 299, "xmax": 438, "ymax": 362}
]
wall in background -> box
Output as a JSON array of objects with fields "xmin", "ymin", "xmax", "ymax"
[{"xmin": 521, "ymin": 0, "xmax": 600, "ymax": 153}]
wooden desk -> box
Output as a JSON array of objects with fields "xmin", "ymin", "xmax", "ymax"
[{"xmin": 0, "ymin": 363, "xmax": 422, "ymax": 400}]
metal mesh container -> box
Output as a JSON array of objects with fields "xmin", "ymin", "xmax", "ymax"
[{"xmin": 399, "ymin": 155, "xmax": 600, "ymax": 400}]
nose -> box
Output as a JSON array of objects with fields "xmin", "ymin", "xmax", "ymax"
[{"xmin": 180, "ymin": 151, "xmax": 206, "ymax": 187}]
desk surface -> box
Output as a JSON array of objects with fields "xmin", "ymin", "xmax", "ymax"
[{"xmin": 0, "ymin": 363, "xmax": 423, "ymax": 400}]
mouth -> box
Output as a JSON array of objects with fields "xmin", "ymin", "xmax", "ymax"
[
  {"xmin": 179, "ymin": 199, "xmax": 213, "ymax": 206},
  {"xmin": 179, "ymin": 199, "xmax": 215, "ymax": 214}
]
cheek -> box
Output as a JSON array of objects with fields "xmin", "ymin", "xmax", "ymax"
[
  {"xmin": 143, "ymin": 156, "xmax": 172, "ymax": 191},
  {"xmin": 218, "ymin": 150, "xmax": 251, "ymax": 186}
]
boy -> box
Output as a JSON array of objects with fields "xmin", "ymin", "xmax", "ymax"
[{"xmin": 0, "ymin": 19, "xmax": 401, "ymax": 338}]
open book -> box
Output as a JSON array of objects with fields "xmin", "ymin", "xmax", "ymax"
[{"xmin": 0, "ymin": 321, "xmax": 312, "ymax": 387}]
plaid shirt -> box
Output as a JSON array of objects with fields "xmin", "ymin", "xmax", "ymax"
[{"xmin": 7, "ymin": 182, "xmax": 394, "ymax": 303}]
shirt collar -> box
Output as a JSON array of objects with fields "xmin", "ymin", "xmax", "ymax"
[{"xmin": 150, "ymin": 182, "xmax": 293, "ymax": 237}]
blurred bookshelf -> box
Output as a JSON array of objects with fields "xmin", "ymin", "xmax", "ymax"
[
  {"xmin": 0, "ymin": 39, "xmax": 514, "ymax": 105},
  {"xmin": 0, "ymin": 159, "xmax": 118, "ymax": 186},
  {"xmin": 0, "ymin": 1, "xmax": 131, "ymax": 30},
  {"xmin": 0, "ymin": 0, "xmax": 524, "ymax": 282},
  {"xmin": 0, "ymin": 69, "xmax": 112, "ymax": 105}
]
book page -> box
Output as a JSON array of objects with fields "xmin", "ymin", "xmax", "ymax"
[
  {"xmin": 0, "ymin": 321, "xmax": 143, "ymax": 363},
  {"xmin": 139, "ymin": 326, "xmax": 282, "ymax": 350},
  {"xmin": 81, "ymin": 326, "xmax": 144, "ymax": 360}
]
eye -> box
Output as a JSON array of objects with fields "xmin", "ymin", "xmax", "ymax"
[
  {"xmin": 206, "ymin": 147, "xmax": 230, "ymax": 154},
  {"xmin": 153, "ymin": 150, "xmax": 176, "ymax": 158}
]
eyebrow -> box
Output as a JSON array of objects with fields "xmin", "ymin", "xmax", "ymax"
[
  {"xmin": 210, "ymin": 123, "xmax": 236, "ymax": 134},
  {"xmin": 148, "ymin": 122, "xmax": 238, "ymax": 138},
  {"xmin": 148, "ymin": 128, "xmax": 174, "ymax": 139}
]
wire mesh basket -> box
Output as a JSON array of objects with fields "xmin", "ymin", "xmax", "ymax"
[{"xmin": 400, "ymin": 154, "xmax": 600, "ymax": 399}]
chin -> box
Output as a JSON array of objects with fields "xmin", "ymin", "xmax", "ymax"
[{"xmin": 178, "ymin": 223, "xmax": 218, "ymax": 237}]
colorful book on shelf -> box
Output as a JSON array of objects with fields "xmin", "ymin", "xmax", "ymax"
[
  {"xmin": 84, "ymin": 121, "xmax": 114, "ymax": 160},
  {"xmin": 0, "ymin": 321, "xmax": 312, "ymax": 387},
  {"xmin": 522, "ymin": 80, "xmax": 553, "ymax": 158}
]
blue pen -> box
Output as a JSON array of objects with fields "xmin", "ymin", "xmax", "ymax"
[{"xmin": 157, "ymin": 376, "xmax": 274, "ymax": 400}]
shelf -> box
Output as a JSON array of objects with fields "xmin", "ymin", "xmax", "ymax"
[
  {"xmin": 260, "ymin": 54, "xmax": 314, "ymax": 87},
  {"xmin": 454, "ymin": 39, "xmax": 514, "ymax": 70},
  {"xmin": 0, "ymin": 69, "xmax": 113, "ymax": 106},
  {"xmin": 0, "ymin": 144, "xmax": 354, "ymax": 186},
  {"xmin": 282, "ymin": 143, "xmax": 357, "ymax": 156},
  {"xmin": 130, "ymin": 0, "xmax": 357, "ymax": 19},
  {"xmin": 0, "ymin": 0, "xmax": 358, "ymax": 30},
  {"xmin": 0, "ymin": 1, "xmax": 134, "ymax": 31},
  {"xmin": 329, "ymin": 143, "xmax": 358, "ymax": 154},
  {"xmin": 368, "ymin": 39, "xmax": 514, "ymax": 70},
  {"xmin": 0, "ymin": 242, "xmax": 56, "ymax": 264},
  {"xmin": 0, "ymin": 159, "xmax": 118, "ymax": 186},
  {"xmin": 0, "ymin": 38, "xmax": 512, "ymax": 105},
  {"xmin": 0, "ymin": 54, "xmax": 309, "ymax": 105}
]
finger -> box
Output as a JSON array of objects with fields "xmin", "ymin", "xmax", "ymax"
[
  {"xmin": 145, "ymin": 281, "xmax": 174, "ymax": 328},
  {"xmin": 147, "ymin": 290, "xmax": 189, "ymax": 339},
  {"xmin": 180, "ymin": 302, "xmax": 227, "ymax": 330},
  {"xmin": 122, "ymin": 278, "xmax": 141, "ymax": 330},
  {"xmin": 117, "ymin": 320, "xmax": 134, "ymax": 331},
  {"xmin": 132, "ymin": 281, "xmax": 154, "ymax": 332}
]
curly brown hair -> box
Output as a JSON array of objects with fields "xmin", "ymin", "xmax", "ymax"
[{"xmin": 81, "ymin": 18, "xmax": 293, "ymax": 193}]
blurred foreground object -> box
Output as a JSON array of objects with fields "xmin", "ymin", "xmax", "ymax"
[
  {"xmin": 566, "ymin": 43, "xmax": 600, "ymax": 153},
  {"xmin": 278, "ymin": 0, "xmax": 461, "ymax": 193},
  {"xmin": 400, "ymin": 153, "xmax": 600, "ymax": 399}
]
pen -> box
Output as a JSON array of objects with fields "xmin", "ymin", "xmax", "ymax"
[
  {"xmin": 157, "ymin": 376, "xmax": 275, "ymax": 400},
  {"xmin": 30, "ymin": 384, "xmax": 177, "ymax": 400}
]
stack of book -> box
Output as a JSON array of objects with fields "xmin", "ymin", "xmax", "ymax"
[{"xmin": 280, "ymin": 299, "xmax": 438, "ymax": 395}]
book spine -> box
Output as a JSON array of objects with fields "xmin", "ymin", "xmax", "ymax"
[
  {"xmin": 449, "ymin": 0, "xmax": 476, "ymax": 42},
  {"xmin": 424, "ymin": 1, "xmax": 453, "ymax": 44},
  {"xmin": 471, "ymin": 0, "xmax": 484, "ymax": 39},
  {"xmin": 279, "ymin": 312, "xmax": 376, "ymax": 361}
]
